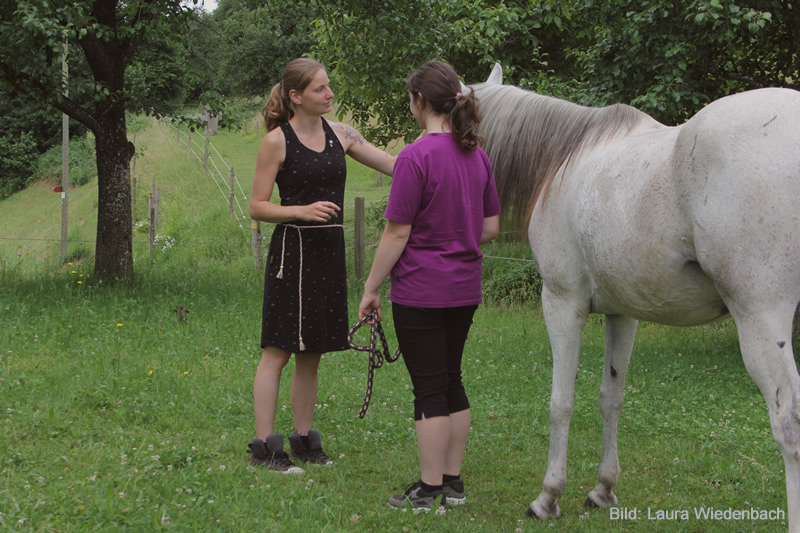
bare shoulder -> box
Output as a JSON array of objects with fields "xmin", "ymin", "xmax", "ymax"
[
  {"xmin": 258, "ymin": 126, "xmax": 286, "ymax": 159},
  {"xmin": 261, "ymin": 125, "xmax": 286, "ymax": 149},
  {"xmin": 328, "ymin": 120, "xmax": 366, "ymax": 148}
]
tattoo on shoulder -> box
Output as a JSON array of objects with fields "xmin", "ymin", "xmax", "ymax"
[{"xmin": 332, "ymin": 122, "xmax": 365, "ymax": 145}]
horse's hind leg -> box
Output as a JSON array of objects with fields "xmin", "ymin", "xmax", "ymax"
[
  {"xmin": 528, "ymin": 286, "xmax": 588, "ymax": 520},
  {"xmin": 585, "ymin": 314, "xmax": 638, "ymax": 509},
  {"xmin": 731, "ymin": 305, "xmax": 800, "ymax": 533}
]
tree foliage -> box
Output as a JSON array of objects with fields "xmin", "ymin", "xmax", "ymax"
[
  {"xmin": 571, "ymin": 0, "xmax": 796, "ymax": 122},
  {"xmin": 213, "ymin": 0, "xmax": 317, "ymax": 99},
  {"xmin": 314, "ymin": 0, "xmax": 799, "ymax": 143}
]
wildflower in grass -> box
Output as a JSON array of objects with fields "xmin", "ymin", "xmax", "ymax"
[
  {"xmin": 117, "ymin": 323, "xmax": 122, "ymax": 327},
  {"xmin": 149, "ymin": 370, "xmax": 153, "ymax": 375},
  {"xmin": 77, "ymin": 281, "xmax": 82, "ymax": 284},
  {"xmin": 183, "ymin": 371, "xmax": 189, "ymax": 375}
]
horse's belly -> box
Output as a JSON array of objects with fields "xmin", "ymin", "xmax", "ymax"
[{"xmin": 590, "ymin": 260, "xmax": 729, "ymax": 326}]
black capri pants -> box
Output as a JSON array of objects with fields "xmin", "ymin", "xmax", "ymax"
[{"xmin": 392, "ymin": 303, "xmax": 478, "ymax": 421}]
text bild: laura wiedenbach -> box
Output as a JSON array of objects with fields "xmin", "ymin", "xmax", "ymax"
[{"xmin": 610, "ymin": 506, "xmax": 786, "ymax": 521}]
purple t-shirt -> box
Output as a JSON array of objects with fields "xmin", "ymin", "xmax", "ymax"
[{"xmin": 385, "ymin": 133, "xmax": 501, "ymax": 307}]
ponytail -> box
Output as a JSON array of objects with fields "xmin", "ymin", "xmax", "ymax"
[
  {"xmin": 449, "ymin": 91, "xmax": 483, "ymax": 151},
  {"xmin": 262, "ymin": 82, "xmax": 293, "ymax": 132}
]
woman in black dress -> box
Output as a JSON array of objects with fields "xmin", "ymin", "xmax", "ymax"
[{"xmin": 248, "ymin": 58, "xmax": 395, "ymax": 472}]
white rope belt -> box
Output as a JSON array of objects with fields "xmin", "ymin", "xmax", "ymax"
[{"xmin": 276, "ymin": 223, "xmax": 343, "ymax": 352}]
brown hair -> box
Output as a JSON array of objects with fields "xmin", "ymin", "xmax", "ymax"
[
  {"xmin": 262, "ymin": 58, "xmax": 326, "ymax": 132},
  {"xmin": 407, "ymin": 61, "xmax": 483, "ymax": 151}
]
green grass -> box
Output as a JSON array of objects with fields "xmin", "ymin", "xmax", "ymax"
[{"xmin": 0, "ymin": 119, "xmax": 789, "ymax": 531}]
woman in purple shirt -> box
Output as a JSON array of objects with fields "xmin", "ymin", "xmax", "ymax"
[{"xmin": 359, "ymin": 61, "xmax": 500, "ymax": 512}]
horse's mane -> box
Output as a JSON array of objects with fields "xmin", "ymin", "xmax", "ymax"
[{"xmin": 473, "ymin": 83, "xmax": 651, "ymax": 231}]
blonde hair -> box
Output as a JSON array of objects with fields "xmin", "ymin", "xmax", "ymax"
[{"xmin": 262, "ymin": 58, "xmax": 326, "ymax": 132}]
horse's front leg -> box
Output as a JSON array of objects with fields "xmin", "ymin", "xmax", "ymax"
[
  {"xmin": 585, "ymin": 314, "xmax": 638, "ymax": 509},
  {"xmin": 528, "ymin": 286, "xmax": 588, "ymax": 520}
]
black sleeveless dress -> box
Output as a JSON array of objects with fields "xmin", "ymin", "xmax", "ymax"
[{"xmin": 260, "ymin": 119, "xmax": 349, "ymax": 353}]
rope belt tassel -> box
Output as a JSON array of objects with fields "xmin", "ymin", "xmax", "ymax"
[{"xmin": 347, "ymin": 310, "xmax": 401, "ymax": 418}]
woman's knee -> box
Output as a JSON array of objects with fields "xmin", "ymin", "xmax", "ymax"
[{"xmin": 260, "ymin": 346, "xmax": 292, "ymax": 369}]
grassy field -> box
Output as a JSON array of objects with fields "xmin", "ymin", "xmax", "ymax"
[{"xmin": 0, "ymin": 119, "xmax": 790, "ymax": 531}]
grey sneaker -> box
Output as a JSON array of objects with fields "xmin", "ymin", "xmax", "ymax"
[
  {"xmin": 247, "ymin": 434, "xmax": 304, "ymax": 474},
  {"xmin": 388, "ymin": 480, "xmax": 446, "ymax": 513},
  {"xmin": 443, "ymin": 478, "xmax": 465, "ymax": 505},
  {"xmin": 289, "ymin": 430, "xmax": 333, "ymax": 465}
]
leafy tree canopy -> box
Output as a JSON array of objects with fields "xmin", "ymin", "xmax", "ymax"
[{"xmin": 314, "ymin": 0, "xmax": 799, "ymax": 144}]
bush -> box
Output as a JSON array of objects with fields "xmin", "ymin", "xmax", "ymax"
[
  {"xmin": 127, "ymin": 113, "xmax": 152, "ymax": 134},
  {"xmin": 368, "ymin": 196, "xmax": 388, "ymax": 232},
  {"xmin": 0, "ymin": 132, "xmax": 38, "ymax": 199},
  {"xmin": 481, "ymin": 256, "xmax": 542, "ymax": 305},
  {"xmin": 35, "ymin": 134, "xmax": 97, "ymax": 186}
]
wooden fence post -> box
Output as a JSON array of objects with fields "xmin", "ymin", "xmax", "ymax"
[
  {"xmin": 151, "ymin": 177, "xmax": 158, "ymax": 233},
  {"xmin": 256, "ymin": 121, "xmax": 259, "ymax": 139},
  {"xmin": 377, "ymin": 171, "xmax": 383, "ymax": 187},
  {"xmin": 155, "ymin": 188, "xmax": 160, "ymax": 232},
  {"xmin": 243, "ymin": 118, "xmax": 248, "ymax": 136},
  {"xmin": 204, "ymin": 137, "xmax": 210, "ymax": 175},
  {"xmin": 229, "ymin": 167, "xmax": 235, "ymax": 218},
  {"xmin": 148, "ymin": 194, "xmax": 155, "ymax": 264},
  {"xmin": 132, "ymin": 176, "xmax": 137, "ymax": 214},
  {"xmin": 252, "ymin": 220, "xmax": 262, "ymax": 271},
  {"xmin": 187, "ymin": 129, "xmax": 191, "ymax": 159},
  {"xmin": 354, "ymin": 196, "xmax": 365, "ymax": 281}
]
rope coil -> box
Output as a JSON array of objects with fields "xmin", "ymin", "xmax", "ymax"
[{"xmin": 347, "ymin": 310, "xmax": 401, "ymax": 418}]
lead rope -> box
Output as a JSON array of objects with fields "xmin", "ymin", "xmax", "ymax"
[{"xmin": 347, "ymin": 310, "xmax": 401, "ymax": 418}]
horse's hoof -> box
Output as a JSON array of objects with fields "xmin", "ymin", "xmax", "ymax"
[
  {"xmin": 526, "ymin": 502, "xmax": 560, "ymax": 520},
  {"xmin": 525, "ymin": 505, "xmax": 540, "ymax": 519},
  {"xmin": 583, "ymin": 491, "xmax": 619, "ymax": 509}
]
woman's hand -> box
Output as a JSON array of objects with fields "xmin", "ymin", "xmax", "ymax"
[
  {"xmin": 299, "ymin": 201, "xmax": 340, "ymax": 222},
  {"xmin": 359, "ymin": 291, "xmax": 382, "ymax": 322}
]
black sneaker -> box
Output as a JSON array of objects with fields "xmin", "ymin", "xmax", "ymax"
[
  {"xmin": 247, "ymin": 434, "xmax": 304, "ymax": 474},
  {"xmin": 443, "ymin": 478, "xmax": 466, "ymax": 505},
  {"xmin": 387, "ymin": 480, "xmax": 446, "ymax": 513},
  {"xmin": 289, "ymin": 430, "xmax": 333, "ymax": 465}
]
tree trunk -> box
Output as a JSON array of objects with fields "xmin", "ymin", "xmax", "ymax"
[{"xmin": 94, "ymin": 106, "xmax": 135, "ymax": 280}]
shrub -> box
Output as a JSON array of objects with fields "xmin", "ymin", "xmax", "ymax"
[
  {"xmin": 0, "ymin": 132, "xmax": 38, "ymax": 199},
  {"xmin": 482, "ymin": 258, "xmax": 542, "ymax": 305},
  {"xmin": 35, "ymin": 134, "xmax": 97, "ymax": 186}
]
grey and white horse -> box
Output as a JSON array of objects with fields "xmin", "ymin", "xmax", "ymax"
[{"xmin": 468, "ymin": 64, "xmax": 800, "ymax": 530}]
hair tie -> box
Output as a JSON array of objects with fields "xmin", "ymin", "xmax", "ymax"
[{"xmin": 455, "ymin": 92, "xmax": 462, "ymax": 101}]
